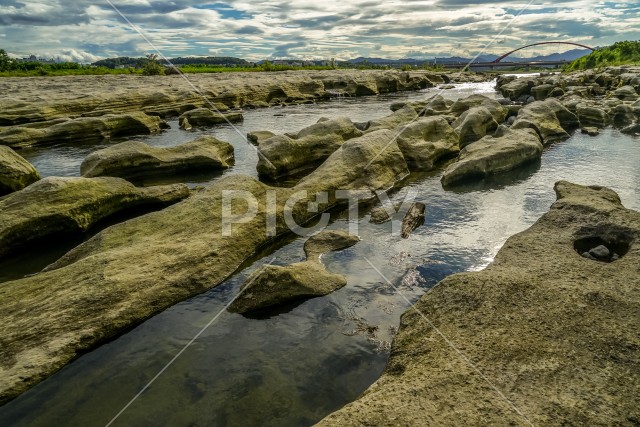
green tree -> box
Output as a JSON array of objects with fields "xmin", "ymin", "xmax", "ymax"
[
  {"xmin": 142, "ymin": 53, "xmax": 163, "ymax": 76},
  {"xmin": 0, "ymin": 49, "xmax": 15, "ymax": 72}
]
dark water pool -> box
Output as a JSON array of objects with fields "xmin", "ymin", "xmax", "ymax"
[{"xmin": 1, "ymin": 81, "xmax": 638, "ymax": 426}]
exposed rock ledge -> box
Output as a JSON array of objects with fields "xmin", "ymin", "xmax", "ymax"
[
  {"xmin": 228, "ymin": 230, "xmax": 360, "ymax": 314},
  {"xmin": 318, "ymin": 181, "xmax": 640, "ymax": 426},
  {"xmin": 0, "ymin": 129, "xmax": 409, "ymax": 404},
  {"xmin": 0, "ymin": 146, "xmax": 40, "ymax": 195},
  {"xmin": 80, "ymin": 136, "xmax": 234, "ymax": 180}
]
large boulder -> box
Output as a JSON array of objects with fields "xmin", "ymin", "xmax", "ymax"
[
  {"xmin": 0, "ymin": 113, "xmax": 167, "ymax": 149},
  {"xmin": 499, "ymin": 77, "xmax": 537, "ymax": 100},
  {"xmin": 511, "ymin": 99, "xmax": 579, "ymax": 145},
  {"xmin": 80, "ymin": 136, "xmax": 234, "ymax": 180},
  {"xmin": 530, "ymin": 84, "xmax": 556, "ymax": 101},
  {"xmin": 0, "ymin": 146, "xmax": 40, "ymax": 196},
  {"xmin": 452, "ymin": 106, "xmax": 499, "ymax": 148},
  {"xmin": 450, "ymin": 94, "xmax": 506, "ymax": 122},
  {"xmin": 395, "ymin": 116, "xmax": 460, "ymax": 170},
  {"xmin": 178, "ymin": 108, "xmax": 243, "ymax": 127},
  {"xmin": 0, "ymin": 177, "xmax": 190, "ymax": 258},
  {"xmin": 363, "ymin": 105, "xmax": 419, "ymax": 132},
  {"xmin": 228, "ymin": 230, "xmax": 360, "ymax": 314},
  {"xmin": 256, "ymin": 117, "xmax": 363, "ymax": 180},
  {"xmin": 0, "ymin": 129, "xmax": 410, "ymax": 404},
  {"xmin": 612, "ymin": 85, "xmax": 638, "ymax": 101},
  {"xmin": 576, "ymin": 103, "xmax": 609, "ymax": 128},
  {"xmin": 318, "ymin": 182, "xmax": 640, "ymax": 426},
  {"xmin": 441, "ymin": 128, "xmax": 543, "ymax": 187},
  {"xmin": 611, "ymin": 104, "xmax": 636, "ymax": 127}
]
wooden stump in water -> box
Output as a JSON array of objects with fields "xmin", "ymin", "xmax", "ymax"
[{"xmin": 401, "ymin": 202, "xmax": 426, "ymax": 238}]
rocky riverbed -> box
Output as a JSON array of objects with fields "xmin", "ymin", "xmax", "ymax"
[{"xmin": 0, "ymin": 67, "xmax": 639, "ymax": 425}]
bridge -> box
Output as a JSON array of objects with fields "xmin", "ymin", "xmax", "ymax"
[{"xmin": 441, "ymin": 41, "xmax": 595, "ymax": 70}]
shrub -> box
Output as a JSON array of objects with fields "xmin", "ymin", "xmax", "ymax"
[{"xmin": 142, "ymin": 54, "xmax": 164, "ymax": 76}]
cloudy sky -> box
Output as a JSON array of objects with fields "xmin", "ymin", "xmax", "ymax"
[{"xmin": 1, "ymin": 0, "xmax": 639, "ymax": 62}]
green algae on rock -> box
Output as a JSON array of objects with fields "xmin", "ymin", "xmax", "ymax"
[
  {"xmin": 228, "ymin": 230, "xmax": 360, "ymax": 314},
  {"xmin": 0, "ymin": 146, "xmax": 40, "ymax": 196},
  {"xmin": 0, "ymin": 129, "xmax": 409, "ymax": 405},
  {"xmin": 80, "ymin": 136, "xmax": 234, "ymax": 180},
  {"xmin": 0, "ymin": 177, "xmax": 190, "ymax": 258}
]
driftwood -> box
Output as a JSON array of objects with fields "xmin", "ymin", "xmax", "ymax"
[{"xmin": 401, "ymin": 202, "xmax": 426, "ymax": 238}]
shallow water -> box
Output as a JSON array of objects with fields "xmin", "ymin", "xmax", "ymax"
[{"xmin": 1, "ymin": 81, "xmax": 639, "ymax": 426}]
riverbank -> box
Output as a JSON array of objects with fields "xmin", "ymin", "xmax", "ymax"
[{"xmin": 0, "ymin": 66, "xmax": 639, "ymax": 423}]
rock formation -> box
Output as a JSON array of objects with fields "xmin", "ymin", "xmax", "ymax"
[
  {"xmin": 0, "ymin": 146, "xmax": 40, "ymax": 195},
  {"xmin": 228, "ymin": 230, "xmax": 360, "ymax": 314},
  {"xmin": 0, "ymin": 177, "xmax": 190, "ymax": 258},
  {"xmin": 318, "ymin": 182, "xmax": 640, "ymax": 425},
  {"xmin": 80, "ymin": 136, "xmax": 234, "ymax": 180}
]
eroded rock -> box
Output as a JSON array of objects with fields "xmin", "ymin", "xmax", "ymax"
[
  {"xmin": 0, "ymin": 146, "xmax": 40, "ymax": 195},
  {"xmin": 80, "ymin": 136, "xmax": 234, "ymax": 180},
  {"xmin": 228, "ymin": 231, "xmax": 360, "ymax": 314},
  {"xmin": 441, "ymin": 128, "xmax": 543, "ymax": 187},
  {"xmin": 0, "ymin": 177, "xmax": 190, "ymax": 258},
  {"xmin": 178, "ymin": 108, "xmax": 243, "ymax": 127},
  {"xmin": 395, "ymin": 116, "xmax": 460, "ymax": 170},
  {"xmin": 0, "ymin": 113, "xmax": 166, "ymax": 149},
  {"xmin": 318, "ymin": 182, "xmax": 640, "ymax": 425}
]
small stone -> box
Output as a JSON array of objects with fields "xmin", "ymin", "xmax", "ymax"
[
  {"xmin": 589, "ymin": 245, "xmax": 610, "ymax": 260},
  {"xmin": 582, "ymin": 252, "xmax": 597, "ymax": 260},
  {"xmin": 581, "ymin": 127, "xmax": 599, "ymax": 136},
  {"xmin": 611, "ymin": 253, "xmax": 620, "ymax": 261},
  {"xmin": 526, "ymin": 96, "xmax": 535, "ymax": 104}
]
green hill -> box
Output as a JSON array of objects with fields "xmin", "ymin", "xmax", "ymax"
[{"xmin": 564, "ymin": 40, "xmax": 640, "ymax": 71}]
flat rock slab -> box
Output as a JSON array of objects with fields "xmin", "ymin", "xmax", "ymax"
[
  {"xmin": 318, "ymin": 181, "xmax": 640, "ymax": 425},
  {"xmin": 229, "ymin": 231, "xmax": 360, "ymax": 314},
  {"xmin": 0, "ymin": 176, "xmax": 190, "ymax": 258},
  {"xmin": 0, "ymin": 112, "xmax": 167, "ymax": 148},
  {"xmin": 80, "ymin": 136, "xmax": 234, "ymax": 180},
  {"xmin": 441, "ymin": 128, "xmax": 543, "ymax": 188},
  {"xmin": 0, "ymin": 146, "xmax": 40, "ymax": 195},
  {"xmin": 178, "ymin": 108, "xmax": 243, "ymax": 127}
]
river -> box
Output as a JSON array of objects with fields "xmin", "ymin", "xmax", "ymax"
[{"xmin": 0, "ymin": 79, "xmax": 639, "ymax": 426}]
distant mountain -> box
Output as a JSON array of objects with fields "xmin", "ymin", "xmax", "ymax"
[{"xmin": 346, "ymin": 49, "xmax": 591, "ymax": 65}]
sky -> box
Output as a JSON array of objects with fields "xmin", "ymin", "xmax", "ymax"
[{"xmin": 0, "ymin": 0, "xmax": 639, "ymax": 62}]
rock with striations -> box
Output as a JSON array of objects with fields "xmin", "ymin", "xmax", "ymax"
[
  {"xmin": 256, "ymin": 117, "xmax": 363, "ymax": 180},
  {"xmin": 0, "ymin": 112, "xmax": 167, "ymax": 149},
  {"xmin": 441, "ymin": 128, "xmax": 543, "ymax": 188},
  {"xmin": 499, "ymin": 76, "xmax": 537, "ymax": 100},
  {"xmin": 612, "ymin": 85, "xmax": 638, "ymax": 101},
  {"xmin": 450, "ymin": 94, "xmax": 507, "ymax": 123},
  {"xmin": 363, "ymin": 105, "xmax": 420, "ymax": 133},
  {"xmin": 611, "ymin": 104, "xmax": 636, "ymax": 127},
  {"xmin": 318, "ymin": 181, "xmax": 640, "ymax": 426},
  {"xmin": 178, "ymin": 108, "xmax": 243, "ymax": 127},
  {"xmin": 0, "ymin": 128, "xmax": 410, "ymax": 404},
  {"xmin": 576, "ymin": 103, "xmax": 610, "ymax": 128},
  {"xmin": 247, "ymin": 130, "xmax": 276, "ymax": 145},
  {"xmin": 0, "ymin": 176, "xmax": 190, "ymax": 258},
  {"xmin": 511, "ymin": 99, "xmax": 579, "ymax": 145},
  {"xmin": 0, "ymin": 146, "xmax": 40, "ymax": 196},
  {"xmin": 80, "ymin": 136, "xmax": 234, "ymax": 180},
  {"xmin": 394, "ymin": 116, "xmax": 460, "ymax": 170},
  {"xmin": 228, "ymin": 230, "xmax": 360, "ymax": 314},
  {"xmin": 452, "ymin": 106, "xmax": 500, "ymax": 148}
]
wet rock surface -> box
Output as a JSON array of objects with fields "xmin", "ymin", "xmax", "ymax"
[
  {"xmin": 318, "ymin": 182, "xmax": 640, "ymax": 426},
  {"xmin": 0, "ymin": 177, "xmax": 190, "ymax": 258},
  {"xmin": 80, "ymin": 136, "xmax": 234, "ymax": 180},
  {"xmin": 441, "ymin": 128, "xmax": 543, "ymax": 187},
  {"xmin": 0, "ymin": 127, "xmax": 409, "ymax": 404},
  {"xmin": 0, "ymin": 146, "xmax": 40, "ymax": 195},
  {"xmin": 178, "ymin": 108, "xmax": 243, "ymax": 127},
  {"xmin": 228, "ymin": 231, "xmax": 360, "ymax": 314}
]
